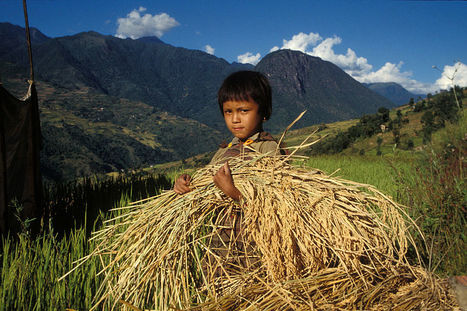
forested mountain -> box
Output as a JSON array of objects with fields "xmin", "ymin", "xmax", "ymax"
[
  {"xmin": 364, "ymin": 82, "xmax": 424, "ymax": 106},
  {"xmin": 0, "ymin": 22, "xmax": 398, "ymax": 181}
]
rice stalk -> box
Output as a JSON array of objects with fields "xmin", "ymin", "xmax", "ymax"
[{"xmin": 66, "ymin": 147, "xmax": 458, "ymax": 310}]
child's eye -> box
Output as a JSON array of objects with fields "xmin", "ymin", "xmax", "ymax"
[
  {"xmin": 224, "ymin": 110, "xmax": 232, "ymax": 114},
  {"xmin": 241, "ymin": 109, "xmax": 249, "ymax": 113}
]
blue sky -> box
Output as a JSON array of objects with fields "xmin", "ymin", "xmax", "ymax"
[{"xmin": 2, "ymin": 0, "xmax": 466, "ymax": 93}]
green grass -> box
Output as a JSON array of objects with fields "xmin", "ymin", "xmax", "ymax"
[
  {"xmin": 1, "ymin": 224, "xmax": 101, "ymax": 310},
  {"xmin": 304, "ymin": 154, "xmax": 416, "ymax": 199},
  {"xmin": 284, "ymin": 119, "xmax": 358, "ymax": 148},
  {"xmin": 0, "ymin": 191, "xmax": 151, "ymax": 310}
]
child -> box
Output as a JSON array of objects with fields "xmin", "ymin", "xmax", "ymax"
[
  {"xmin": 175, "ymin": 71, "xmax": 283, "ymax": 287},
  {"xmin": 173, "ymin": 70, "xmax": 282, "ymax": 200}
]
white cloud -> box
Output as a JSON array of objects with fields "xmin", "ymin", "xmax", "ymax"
[
  {"xmin": 434, "ymin": 62, "xmax": 467, "ymax": 91},
  {"xmin": 356, "ymin": 61, "xmax": 433, "ymax": 93},
  {"xmin": 204, "ymin": 44, "xmax": 215, "ymax": 55},
  {"xmin": 273, "ymin": 32, "xmax": 372, "ymax": 78},
  {"xmin": 115, "ymin": 7, "xmax": 179, "ymax": 39},
  {"xmin": 281, "ymin": 32, "xmax": 322, "ymax": 53},
  {"xmin": 271, "ymin": 32, "xmax": 451, "ymax": 93},
  {"xmin": 237, "ymin": 52, "xmax": 261, "ymax": 65},
  {"xmin": 269, "ymin": 46, "xmax": 280, "ymax": 53},
  {"xmin": 311, "ymin": 36, "xmax": 373, "ymax": 77}
]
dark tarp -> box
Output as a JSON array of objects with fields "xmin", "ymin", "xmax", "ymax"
[{"xmin": 0, "ymin": 82, "xmax": 43, "ymax": 235}]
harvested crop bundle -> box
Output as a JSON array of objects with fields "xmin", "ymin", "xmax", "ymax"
[{"xmin": 65, "ymin": 152, "xmax": 458, "ymax": 310}]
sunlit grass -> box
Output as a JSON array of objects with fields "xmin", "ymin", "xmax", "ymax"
[
  {"xmin": 304, "ymin": 154, "xmax": 416, "ymax": 199},
  {"xmin": 1, "ymin": 193, "xmax": 139, "ymax": 310}
]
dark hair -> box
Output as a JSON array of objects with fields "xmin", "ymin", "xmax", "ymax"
[{"xmin": 218, "ymin": 71, "xmax": 272, "ymax": 120}]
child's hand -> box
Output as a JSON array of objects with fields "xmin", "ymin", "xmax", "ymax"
[
  {"xmin": 174, "ymin": 174, "xmax": 192, "ymax": 194},
  {"xmin": 213, "ymin": 162, "xmax": 242, "ymax": 201}
]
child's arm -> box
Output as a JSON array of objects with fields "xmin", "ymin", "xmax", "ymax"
[
  {"xmin": 213, "ymin": 162, "xmax": 242, "ymax": 201},
  {"xmin": 174, "ymin": 174, "xmax": 192, "ymax": 194}
]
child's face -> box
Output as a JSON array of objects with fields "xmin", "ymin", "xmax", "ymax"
[{"xmin": 222, "ymin": 100, "xmax": 263, "ymax": 141}]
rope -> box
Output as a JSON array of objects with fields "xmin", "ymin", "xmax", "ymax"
[{"xmin": 23, "ymin": 0, "xmax": 34, "ymax": 83}]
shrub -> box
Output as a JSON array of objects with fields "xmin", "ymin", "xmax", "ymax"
[{"xmin": 395, "ymin": 111, "xmax": 466, "ymax": 275}]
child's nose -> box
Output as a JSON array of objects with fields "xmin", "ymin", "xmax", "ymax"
[{"xmin": 232, "ymin": 112, "xmax": 240, "ymax": 122}]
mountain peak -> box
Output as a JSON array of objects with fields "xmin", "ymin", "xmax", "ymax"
[
  {"xmin": 137, "ymin": 36, "xmax": 165, "ymax": 44},
  {"xmin": 364, "ymin": 82, "xmax": 423, "ymax": 105},
  {"xmin": 256, "ymin": 49, "xmax": 395, "ymax": 130},
  {"xmin": 0, "ymin": 22, "xmax": 49, "ymax": 43}
]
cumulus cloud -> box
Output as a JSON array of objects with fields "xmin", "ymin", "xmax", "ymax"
[
  {"xmin": 311, "ymin": 36, "xmax": 373, "ymax": 77},
  {"xmin": 281, "ymin": 32, "xmax": 322, "ymax": 53},
  {"xmin": 271, "ymin": 32, "xmax": 451, "ymax": 93},
  {"xmin": 115, "ymin": 7, "xmax": 179, "ymax": 39},
  {"xmin": 237, "ymin": 52, "xmax": 261, "ymax": 65},
  {"xmin": 269, "ymin": 46, "xmax": 280, "ymax": 53},
  {"xmin": 434, "ymin": 62, "xmax": 467, "ymax": 91},
  {"xmin": 204, "ymin": 45, "xmax": 215, "ymax": 55},
  {"xmin": 273, "ymin": 32, "xmax": 373, "ymax": 79},
  {"xmin": 356, "ymin": 61, "xmax": 433, "ymax": 93}
]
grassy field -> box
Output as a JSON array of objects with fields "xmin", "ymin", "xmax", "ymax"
[
  {"xmin": 304, "ymin": 154, "xmax": 416, "ymax": 199},
  {"xmin": 1, "ymin": 218, "xmax": 100, "ymax": 310}
]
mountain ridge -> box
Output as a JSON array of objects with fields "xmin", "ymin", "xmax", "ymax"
[
  {"xmin": 0, "ymin": 23, "xmax": 402, "ymax": 181},
  {"xmin": 364, "ymin": 82, "xmax": 424, "ymax": 106},
  {"xmin": 257, "ymin": 50, "xmax": 394, "ymax": 130}
]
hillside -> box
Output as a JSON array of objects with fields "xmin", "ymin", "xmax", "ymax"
[
  {"xmin": 4, "ymin": 77, "xmax": 221, "ymax": 181},
  {"xmin": 1, "ymin": 22, "xmax": 399, "ymax": 181},
  {"xmin": 288, "ymin": 88, "xmax": 466, "ymax": 157}
]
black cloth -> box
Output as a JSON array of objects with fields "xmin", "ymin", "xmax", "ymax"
[{"xmin": 0, "ymin": 83, "xmax": 43, "ymax": 235}]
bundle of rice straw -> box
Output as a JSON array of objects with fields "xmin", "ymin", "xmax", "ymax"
[{"xmin": 63, "ymin": 150, "xmax": 459, "ymax": 310}]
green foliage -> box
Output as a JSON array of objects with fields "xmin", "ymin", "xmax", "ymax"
[
  {"xmin": 395, "ymin": 111, "xmax": 466, "ymax": 275},
  {"xmin": 309, "ymin": 107, "xmax": 390, "ymax": 154},
  {"xmin": 37, "ymin": 87, "xmax": 222, "ymax": 182},
  {"xmin": 1, "ymin": 173, "xmax": 172, "ymax": 310},
  {"xmin": 305, "ymin": 155, "xmax": 414, "ymax": 198},
  {"xmin": 0, "ymin": 219, "xmax": 104, "ymax": 310},
  {"xmin": 419, "ymin": 90, "xmax": 462, "ymax": 144},
  {"xmin": 413, "ymin": 100, "xmax": 425, "ymax": 112},
  {"xmin": 392, "ymin": 128, "xmax": 401, "ymax": 146},
  {"xmin": 376, "ymin": 137, "xmax": 383, "ymax": 146},
  {"xmin": 44, "ymin": 172, "xmax": 172, "ymax": 235}
]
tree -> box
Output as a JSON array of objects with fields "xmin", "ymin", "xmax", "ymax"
[
  {"xmin": 396, "ymin": 110, "xmax": 403, "ymax": 120},
  {"xmin": 421, "ymin": 111, "xmax": 435, "ymax": 143},
  {"xmin": 392, "ymin": 128, "xmax": 400, "ymax": 146},
  {"xmin": 376, "ymin": 137, "xmax": 383, "ymax": 156},
  {"xmin": 377, "ymin": 107, "xmax": 390, "ymax": 122},
  {"xmin": 413, "ymin": 101, "xmax": 425, "ymax": 112},
  {"xmin": 376, "ymin": 137, "xmax": 383, "ymax": 147}
]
